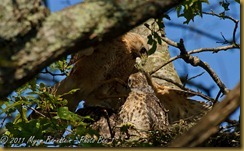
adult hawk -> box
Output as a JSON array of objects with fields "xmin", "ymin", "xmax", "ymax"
[{"xmin": 52, "ymin": 32, "xmax": 149, "ymax": 112}]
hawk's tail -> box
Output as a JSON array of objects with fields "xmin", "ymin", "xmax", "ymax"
[
  {"xmin": 170, "ymin": 98, "xmax": 212, "ymax": 124},
  {"xmin": 152, "ymin": 83, "xmax": 212, "ymax": 124}
]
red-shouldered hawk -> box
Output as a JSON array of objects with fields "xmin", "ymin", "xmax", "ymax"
[
  {"xmin": 88, "ymin": 72, "xmax": 211, "ymax": 139},
  {"xmin": 117, "ymin": 72, "xmax": 168, "ymax": 138},
  {"xmin": 52, "ymin": 32, "xmax": 149, "ymax": 112},
  {"xmin": 147, "ymin": 75, "xmax": 212, "ymax": 124},
  {"xmin": 87, "ymin": 72, "xmax": 168, "ymax": 139}
]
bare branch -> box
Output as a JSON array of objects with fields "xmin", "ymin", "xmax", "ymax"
[
  {"xmin": 151, "ymin": 35, "xmax": 238, "ymax": 95},
  {"xmin": 214, "ymin": 90, "xmax": 222, "ymax": 105},
  {"xmin": 169, "ymin": 83, "xmax": 240, "ymax": 147},
  {"xmin": 178, "ymin": 39, "xmax": 229, "ymax": 94},
  {"xmin": 187, "ymin": 72, "xmax": 205, "ymax": 82},
  {"xmin": 203, "ymin": 11, "xmax": 240, "ymax": 45},
  {"xmin": 188, "ymin": 44, "xmax": 240, "ymax": 54},
  {"xmin": 150, "ymin": 36, "xmax": 239, "ymax": 76},
  {"xmin": 28, "ymin": 106, "xmax": 46, "ymax": 118}
]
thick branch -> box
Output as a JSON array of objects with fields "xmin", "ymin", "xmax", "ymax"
[
  {"xmin": 169, "ymin": 83, "xmax": 240, "ymax": 147},
  {"xmin": 0, "ymin": 0, "xmax": 183, "ymax": 98}
]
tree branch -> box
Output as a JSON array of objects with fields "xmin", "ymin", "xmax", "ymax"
[
  {"xmin": 151, "ymin": 40, "xmax": 239, "ymax": 75},
  {"xmin": 169, "ymin": 82, "xmax": 240, "ymax": 147},
  {"xmin": 178, "ymin": 39, "xmax": 229, "ymax": 94},
  {"xmin": 202, "ymin": 11, "xmax": 239, "ymax": 45},
  {"xmin": 0, "ymin": 0, "xmax": 183, "ymax": 98},
  {"xmin": 153, "ymin": 36, "xmax": 239, "ymax": 95}
]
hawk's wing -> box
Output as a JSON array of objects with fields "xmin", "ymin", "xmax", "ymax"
[{"xmin": 153, "ymin": 83, "xmax": 212, "ymax": 123}]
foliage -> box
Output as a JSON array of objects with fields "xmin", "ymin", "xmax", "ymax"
[
  {"xmin": 0, "ymin": 0, "xmax": 240, "ymax": 147},
  {"xmin": 176, "ymin": 0, "xmax": 209, "ymax": 24},
  {"xmin": 0, "ymin": 77, "xmax": 98, "ymax": 147}
]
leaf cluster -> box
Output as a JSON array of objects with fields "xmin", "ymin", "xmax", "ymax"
[{"xmin": 0, "ymin": 78, "xmax": 99, "ymax": 147}]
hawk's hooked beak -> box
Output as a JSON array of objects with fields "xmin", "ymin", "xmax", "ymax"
[
  {"xmin": 133, "ymin": 46, "xmax": 149, "ymax": 68},
  {"xmin": 132, "ymin": 47, "xmax": 148, "ymax": 59}
]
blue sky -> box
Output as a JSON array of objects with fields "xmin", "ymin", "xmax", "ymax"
[
  {"xmin": 164, "ymin": 1, "xmax": 240, "ymax": 120},
  {"xmin": 46, "ymin": 0, "xmax": 240, "ymax": 120}
]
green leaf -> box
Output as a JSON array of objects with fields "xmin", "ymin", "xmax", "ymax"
[
  {"xmin": 29, "ymin": 78, "xmax": 37, "ymax": 91},
  {"xmin": 57, "ymin": 107, "xmax": 71, "ymax": 120},
  {"xmin": 147, "ymin": 35, "xmax": 154, "ymax": 45},
  {"xmin": 39, "ymin": 82, "xmax": 46, "ymax": 89},
  {"xmin": 156, "ymin": 18, "xmax": 165, "ymax": 29},
  {"xmin": 57, "ymin": 107, "xmax": 90, "ymax": 127},
  {"xmin": 148, "ymin": 41, "xmax": 157, "ymax": 55},
  {"xmin": 176, "ymin": 0, "xmax": 209, "ymax": 24},
  {"xmin": 0, "ymin": 100, "xmax": 24, "ymax": 115},
  {"xmin": 59, "ymin": 88, "xmax": 80, "ymax": 97},
  {"xmin": 219, "ymin": 1, "xmax": 230, "ymax": 11},
  {"xmin": 153, "ymin": 32, "xmax": 162, "ymax": 45},
  {"xmin": 14, "ymin": 106, "xmax": 28, "ymax": 124}
]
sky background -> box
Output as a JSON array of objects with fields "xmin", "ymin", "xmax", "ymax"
[{"xmin": 45, "ymin": 0, "xmax": 240, "ymax": 120}]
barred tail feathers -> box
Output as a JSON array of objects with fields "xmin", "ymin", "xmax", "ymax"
[{"xmin": 153, "ymin": 84, "xmax": 212, "ymax": 123}]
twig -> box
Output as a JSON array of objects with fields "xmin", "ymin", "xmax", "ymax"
[
  {"xmin": 0, "ymin": 117, "xmax": 7, "ymax": 127},
  {"xmin": 156, "ymin": 37, "xmax": 231, "ymax": 94},
  {"xmin": 40, "ymin": 68, "xmax": 67, "ymax": 77},
  {"xmin": 167, "ymin": 38, "xmax": 229, "ymax": 94},
  {"xmin": 154, "ymin": 36, "xmax": 230, "ymax": 95},
  {"xmin": 202, "ymin": 11, "xmax": 239, "ymax": 45},
  {"xmin": 188, "ymin": 44, "xmax": 240, "ymax": 54},
  {"xmin": 187, "ymin": 72, "xmax": 205, "ymax": 82},
  {"xmin": 28, "ymin": 106, "xmax": 46, "ymax": 117},
  {"xmin": 218, "ymin": 32, "xmax": 230, "ymax": 44},
  {"xmin": 181, "ymin": 79, "xmax": 213, "ymax": 96},
  {"xmin": 152, "ymin": 75, "xmax": 184, "ymax": 89},
  {"xmin": 150, "ymin": 55, "xmax": 179, "ymax": 75},
  {"xmin": 169, "ymin": 83, "xmax": 240, "ymax": 147},
  {"xmin": 103, "ymin": 109, "xmax": 115, "ymax": 139},
  {"xmin": 214, "ymin": 90, "xmax": 222, "ymax": 105},
  {"xmin": 178, "ymin": 39, "xmax": 229, "ymax": 94},
  {"xmin": 149, "ymin": 11, "xmax": 240, "ymax": 92}
]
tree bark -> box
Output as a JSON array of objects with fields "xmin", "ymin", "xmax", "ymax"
[
  {"xmin": 0, "ymin": 0, "xmax": 183, "ymax": 98},
  {"xmin": 131, "ymin": 19, "xmax": 183, "ymax": 89}
]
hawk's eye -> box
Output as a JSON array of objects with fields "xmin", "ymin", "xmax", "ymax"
[
  {"xmin": 140, "ymin": 47, "xmax": 147, "ymax": 55},
  {"xmin": 128, "ymin": 78, "xmax": 133, "ymax": 88}
]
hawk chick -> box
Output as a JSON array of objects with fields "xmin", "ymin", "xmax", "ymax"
[{"xmin": 118, "ymin": 72, "xmax": 168, "ymax": 137}]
